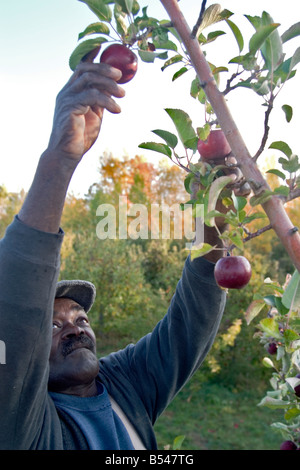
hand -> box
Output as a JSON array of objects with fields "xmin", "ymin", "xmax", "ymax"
[
  {"xmin": 47, "ymin": 61, "xmax": 125, "ymax": 162},
  {"xmin": 18, "ymin": 57, "xmax": 125, "ymax": 233}
]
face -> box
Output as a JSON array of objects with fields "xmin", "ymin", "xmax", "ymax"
[{"xmin": 48, "ymin": 298, "xmax": 99, "ymax": 395}]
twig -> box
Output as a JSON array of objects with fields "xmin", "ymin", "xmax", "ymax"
[
  {"xmin": 191, "ymin": 0, "xmax": 207, "ymax": 39},
  {"xmin": 222, "ymin": 70, "xmax": 244, "ymax": 95},
  {"xmin": 253, "ymin": 95, "xmax": 274, "ymax": 162},
  {"xmin": 243, "ymin": 223, "xmax": 273, "ymax": 242},
  {"xmin": 284, "ymin": 187, "xmax": 300, "ymax": 203}
]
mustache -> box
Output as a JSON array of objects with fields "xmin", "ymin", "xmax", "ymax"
[{"xmin": 62, "ymin": 334, "xmax": 95, "ymax": 358}]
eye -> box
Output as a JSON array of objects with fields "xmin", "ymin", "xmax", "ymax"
[
  {"xmin": 78, "ymin": 317, "xmax": 89, "ymax": 326},
  {"xmin": 52, "ymin": 322, "xmax": 61, "ymax": 330}
]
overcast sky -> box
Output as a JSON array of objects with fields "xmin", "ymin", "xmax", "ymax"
[{"xmin": 1, "ymin": 0, "xmax": 299, "ymax": 196}]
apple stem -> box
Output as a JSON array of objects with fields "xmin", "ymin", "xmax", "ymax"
[{"xmin": 160, "ymin": 0, "xmax": 300, "ymax": 272}]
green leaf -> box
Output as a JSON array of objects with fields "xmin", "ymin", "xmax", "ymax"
[
  {"xmin": 165, "ymin": 109, "xmax": 197, "ymax": 149},
  {"xmin": 262, "ymin": 357, "xmax": 276, "ymax": 369},
  {"xmin": 258, "ymin": 396, "xmax": 290, "ymax": 409},
  {"xmin": 281, "ymin": 22, "xmax": 300, "ymax": 44},
  {"xmin": 184, "ymin": 172, "xmax": 196, "ymax": 195},
  {"xmin": 172, "ymin": 435, "xmax": 185, "ymax": 450},
  {"xmin": 260, "ymin": 12, "xmax": 283, "ymax": 71},
  {"xmin": 153, "ymin": 39, "xmax": 178, "ymax": 52},
  {"xmin": 274, "ymin": 295, "xmax": 289, "ymax": 315},
  {"xmin": 284, "ymin": 408, "xmax": 300, "ymax": 421},
  {"xmin": 197, "ymin": 4, "xmax": 223, "ymax": 34},
  {"xmin": 290, "ymin": 46, "xmax": 300, "ymax": 72},
  {"xmin": 138, "ymin": 49, "xmax": 168, "ymax": 63},
  {"xmin": 227, "ymin": 228, "xmax": 244, "ymax": 250},
  {"xmin": 115, "ymin": 0, "xmax": 133, "ymax": 14},
  {"xmin": 269, "ymin": 141, "xmax": 293, "ymax": 158},
  {"xmin": 259, "ymin": 317, "xmax": 282, "ymax": 339},
  {"xmin": 114, "ymin": 4, "xmax": 128, "ymax": 36},
  {"xmin": 252, "ymin": 79, "xmax": 270, "ymax": 96},
  {"xmin": 274, "ymin": 185, "xmax": 289, "ymax": 197},
  {"xmin": 161, "ymin": 54, "xmax": 183, "ymax": 72},
  {"xmin": 282, "ymin": 105, "xmax": 293, "ymax": 123},
  {"xmin": 279, "ymin": 155, "xmax": 299, "ymax": 173},
  {"xmin": 197, "ymin": 123, "xmax": 211, "ymax": 141},
  {"xmin": 263, "ymin": 294, "xmax": 277, "ymax": 307},
  {"xmin": 226, "ymin": 19, "xmax": 244, "ymax": 52},
  {"xmin": 206, "ymin": 175, "xmax": 234, "ymax": 227},
  {"xmin": 190, "ymin": 243, "xmax": 216, "ymax": 260},
  {"xmin": 245, "ymin": 14, "xmax": 261, "ymax": 31},
  {"xmin": 232, "ymin": 194, "xmax": 247, "ymax": 212},
  {"xmin": 266, "ymin": 169, "xmax": 286, "ymax": 180},
  {"xmin": 249, "ymin": 23, "xmax": 280, "ymax": 56},
  {"xmin": 250, "ymin": 190, "xmax": 274, "ymax": 207},
  {"xmin": 79, "ymin": 0, "xmax": 112, "ymax": 22},
  {"xmin": 282, "ymin": 270, "xmax": 300, "ymax": 310},
  {"xmin": 69, "ymin": 37, "xmax": 108, "ymax": 71},
  {"xmin": 284, "ymin": 329, "xmax": 300, "ymax": 343},
  {"xmin": 242, "ymin": 212, "xmax": 267, "ymax": 224},
  {"xmin": 245, "ymin": 299, "xmax": 266, "ymax": 325},
  {"xmin": 138, "ymin": 142, "xmax": 172, "ymax": 158},
  {"xmin": 131, "ymin": 0, "xmax": 140, "ymax": 15},
  {"xmin": 229, "ymin": 53, "xmax": 257, "ymax": 71},
  {"xmin": 151, "ymin": 129, "xmax": 178, "ymax": 149},
  {"xmin": 78, "ymin": 22, "xmax": 110, "ymax": 40},
  {"xmin": 172, "ymin": 67, "xmax": 188, "ymax": 81},
  {"xmin": 273, "ymin": 57, "xmax": 297, "ymax": 84},
  {"xmin": 206, "ymin": 30, "xmax": 226, "ymax": 44}
]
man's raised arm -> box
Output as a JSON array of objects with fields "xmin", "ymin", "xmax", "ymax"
[{"xmin": 18, "ymin": 62, "xmax": 125, "ymax": 233}]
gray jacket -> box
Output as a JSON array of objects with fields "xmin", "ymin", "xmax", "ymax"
[{"xmin": 0, "ymin": 216, "xmax": 226, "ymax": 449}]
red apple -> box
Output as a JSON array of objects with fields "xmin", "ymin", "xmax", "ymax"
[
  {"xmin": 280, "ymin": 440, "xmax": 298, "ymax": 450},
  {"xmin": 100, "ymin": 44, "xmax": 138, "ymax": 84},
  {"xmin": 294, "ymin": 373, "xmax": 300, "ymax": 398},
  {"xmin": 267, "ymin": 342, "xmax": 278, "ymax": 355},
  {"xmin": 197, "ymin": 129, "xmax": 231, "ymax": 161},
  {"xmin": 214, "ymin": 255, "xmax": 252, "ymax": 289}
]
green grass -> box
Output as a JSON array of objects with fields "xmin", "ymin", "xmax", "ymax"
[{"xmin": 153, "ymin": 381, "xmax": 283, "ymax": 450}]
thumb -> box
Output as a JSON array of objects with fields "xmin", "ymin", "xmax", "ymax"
[{"xmin": 81, "ymin": 46, "xmax": 101, "ymax": 63}]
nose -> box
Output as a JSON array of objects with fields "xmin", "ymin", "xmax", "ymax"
[{"xmin": 61, "ymin": 322, "xmax": 85, "ymax": 340}]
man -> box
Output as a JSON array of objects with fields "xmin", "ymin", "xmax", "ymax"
[{"xmin": 0, "ymin": 58, "xmax": 228, "ymax": 450}]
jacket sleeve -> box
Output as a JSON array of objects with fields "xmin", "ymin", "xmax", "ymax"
[
  {"xmin": 100, "ymin": 254, "xmax": 226, "ymax": 426},
  {"xmin": 0, "ymin": 216, "xmax": 64, "ymax": 449}
]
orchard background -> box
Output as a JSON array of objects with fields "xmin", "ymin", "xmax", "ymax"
[{"xmin": 1, "ymin": 0, "xmax": 300, "ymax": 450}]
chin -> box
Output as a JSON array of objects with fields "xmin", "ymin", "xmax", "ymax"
[{"xmin": 49, "ymin": 350, "xmax": 99, "ymax": 392}]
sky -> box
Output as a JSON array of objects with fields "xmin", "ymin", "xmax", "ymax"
[{"xmin": 1, "ymin": 0, "xmax": 299, "ymax": 197}]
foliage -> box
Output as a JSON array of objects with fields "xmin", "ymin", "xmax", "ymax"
[
  {"xmin": 245, "ymin": 270, "xmax": 300, "ymax": 447},
  {"xmin": 0, "ymin": 186, "xmax": 25, "ymax": 238}
]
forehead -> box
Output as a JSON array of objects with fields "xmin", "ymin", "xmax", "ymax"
[{"xmin": 53, "ymin": 298, "xmax": 86, "ymax": 317}]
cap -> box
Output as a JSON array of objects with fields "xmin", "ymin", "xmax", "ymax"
[{"xmin": 55, "ymin": 280, "xmax": 96, "ymax": 313}]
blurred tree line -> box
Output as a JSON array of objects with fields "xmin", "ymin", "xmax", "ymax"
[{"xmin": 0, "ymin": 153, "xmax": 297, "ymax": 392}]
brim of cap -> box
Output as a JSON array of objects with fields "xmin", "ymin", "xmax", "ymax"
[{"xmin": 55, "ymin": 280, "xmax": 96, "ymax": 313}]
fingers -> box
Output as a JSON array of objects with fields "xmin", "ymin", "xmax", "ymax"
[
  {"xmin": 224, "ymin": 155, "xmax": 251, "ymax": 197},
  {"xmin": 70, "ymin": 62, "xmax": 123, "ymax": 91},
  {"xmin": 60, "ymin": 62, "xmax": 125, "ymax": 114}
]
